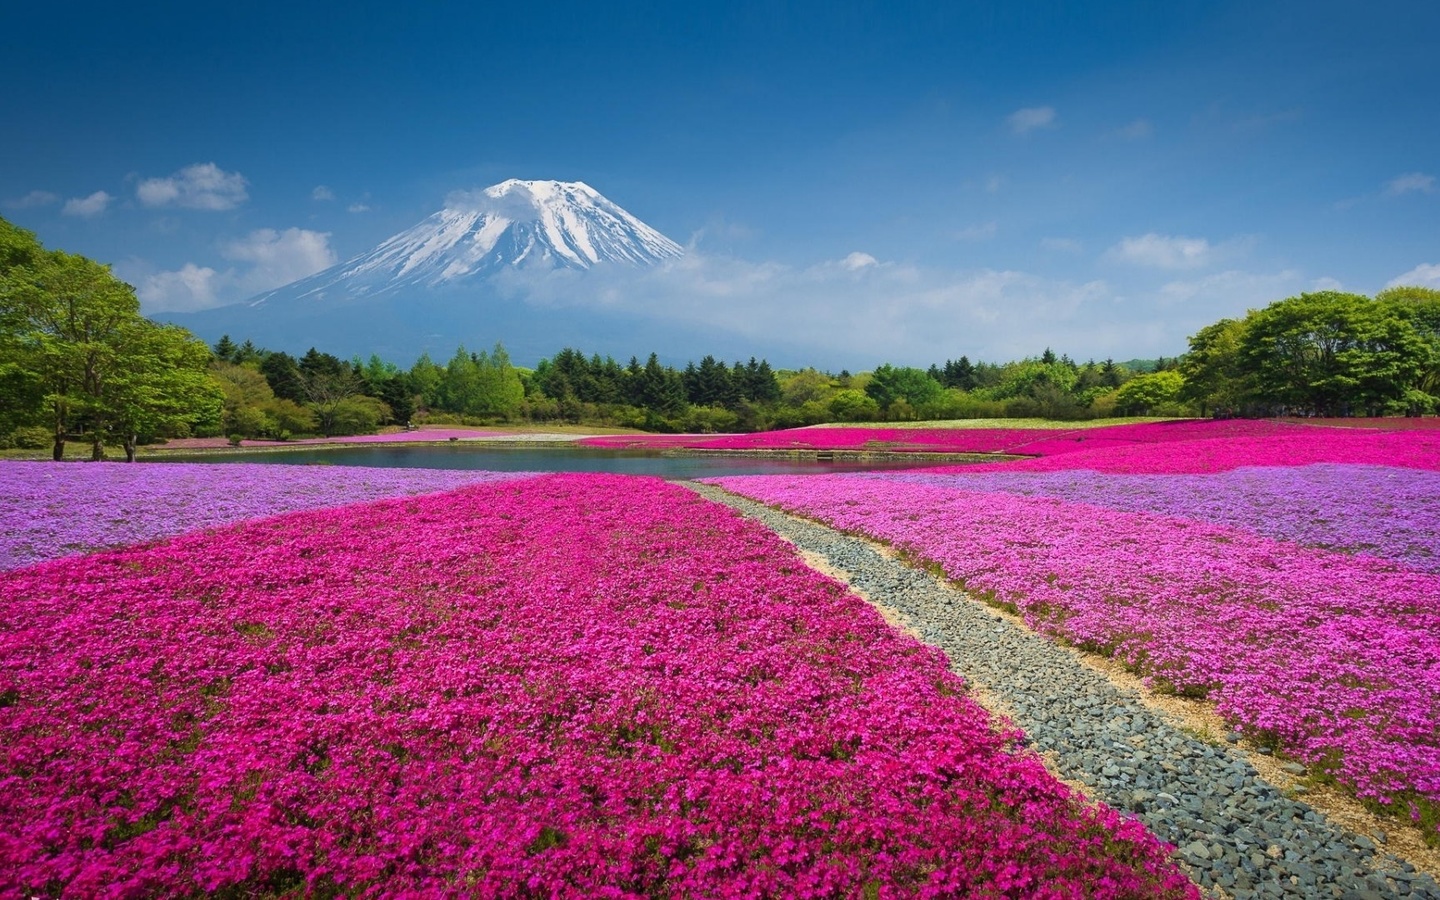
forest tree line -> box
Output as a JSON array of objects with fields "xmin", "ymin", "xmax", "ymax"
[{"xmin": 3, "ymin": 215, "xmax": 1438, "ymax": 458}]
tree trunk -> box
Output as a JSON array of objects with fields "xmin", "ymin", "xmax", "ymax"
[
  {"xmin": 91, "ymin": 437, "xmax": 104, "ymax": 461},
  {"xmin": 52, "ymin": 435, "xmax": 65, "ymax": 461},
  {"xmin": 124, "ymin": 435, "xmax": 137, "ymax": 462}
]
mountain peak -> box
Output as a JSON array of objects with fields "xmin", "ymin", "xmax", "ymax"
[{"xmin": 247, "ymin": 179, "xmax": 682, "ymax": 308}]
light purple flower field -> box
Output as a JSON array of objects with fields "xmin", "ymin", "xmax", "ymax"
[
  {"xmin": 0, "ymin": 461, "xmax": 533, "ymax": 571},
  {"xmin": 885, "ymin": 464, "xmax": 1440, "ymax": 572}
]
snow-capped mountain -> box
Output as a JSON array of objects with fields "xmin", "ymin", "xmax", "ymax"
[
  {"xmin": 247, "ymin": 179, "xmax": 683, "ymax": 307},
  {"xmin": 162, "ymin": 180, "xmax": 713, "ymax": 363}
]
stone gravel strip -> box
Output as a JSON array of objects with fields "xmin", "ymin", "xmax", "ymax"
[{"xmin": 689, "ymin": 483, "xmax": 1440, "ymax": 900}]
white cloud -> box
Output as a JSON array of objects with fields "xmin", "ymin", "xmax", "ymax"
[
  {"xmin": 983, "ymin": 174, "xmax": 1005, "ymax": 193},
  {"xmin": 1041, "ymin": 237, "xmax": 1083, "ymax": 253},
  {"xmin": 1384, "ymin": 172, "xmax": 1436, "ymax": 197},
  {"xmin": 61, "ymin": 190, "xmax": 114, "ymax": 218},
  {"xmin": 484, "ymin": 250, "xmax": 1166, "ymax": 365},
  {"xmin": 1388, "ymin": 263, "xmax": 1440, "ymax": 288},
  {"xmin": 1105, "ymin": 233, "xmax": 1219, "ymax": 270},
  {"xmin": 1154, "ymin": 269, "xmax": 1304, "ymax": 310},
  {"xmin": 135, "ymin": 227, "xmax": 336, "ymax": 314},
  {"xmin": 955, "ymin": 222, "xmax": 998, "ymax": 241},
  {"xmin": 136, "ymin": 163, "xmax": 248, "ymax": 210},
  {"xmin": 1007, "ymin": 106, "xmax": 1056, "ymax": 135},
  {"xmin": 4, "ymin": 190, "xmax": 59, "ymax": 209},
  {"xmin": 347, "ymin": 203, "xmax": 370, "ymax": 213},
  {"xmin": 311, "ymin": 185, "xmax": 335, "ymax": 201},
  {"xmin": 1310, "ymin": 276, "xmax": 1344, "ymax": 292},
  {"xmin": 221, "ymin": 228, "xmax": 337, "ymax": 294},
  {"xmin": 1117, "ymin": 119, "xmax": 1153, "ymax": 140},
  {"xmin": 138, "ymin": 263, "xmax": 222, "ymax": 312}
]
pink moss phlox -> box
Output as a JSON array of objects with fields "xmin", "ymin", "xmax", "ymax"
[
  {"xmin": 0, "ymin": 474, "xmax": 1196, "ymax": 897},
  {"xmin": 0, "ymin": 461, "xmax": 532, "ymax": 571},
  {"xmin": 711, "ymin": 472, "xmax": 1440, "ymax": 822},
  {"xmin": 581, "ymin": 419, "xmax": 1440, "ymax": 470}
]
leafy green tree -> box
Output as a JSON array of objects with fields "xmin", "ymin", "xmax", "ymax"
[
  {"xmin": 1239, "ymin": 291, "xmax": 1427, "ymax": 415},
  {"xmin": 1179, "ymin": 318, "xmax": 1250, "ymax": 416},
  {"xmin": 98, "ymin": 320, "xmax": 223, "ymax": 460},
  {"xmin": 438, "ymin": 343, "xmax": 524, "ymax": 419},
  {"xmin": 828, "ymin": 388, "xmax": 880, "ymax": 421},
  {"xmin": 1114, "ymin": 370, "xmax": 1186, "ymax": 416},
  {"xmin": 865, "ymin": 364, "xmax": 943, "ymax": 414},
  {"xmin": 408, "ymin": 352, "xmax": 444, "ymax": 413},
  {"xmin": 0, "ymin": 217, "xmax": 220, "ymax": 458},
  {"xmin": 1377, "ymin": 285, "xmax": 1440, "ymax": 412}
]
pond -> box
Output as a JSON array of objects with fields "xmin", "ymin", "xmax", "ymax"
[{"xmin": 147, "ymin": 444, "xmax": 951, "ymax": 479}]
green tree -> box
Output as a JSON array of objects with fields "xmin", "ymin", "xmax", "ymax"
[
  {"xmin": 1114, "ymin": 370, "xmax": 1186, "ymax": 416},
  {"xmin": 0, "ymin": 218, "xmax": 220, "ymax": 458},
  {"xmin": 98, "ymin": 320, "xmax": 223, "ymax": 459},
  {"xmin": 1239, "ymin": 291, "xmax": 1427, "ymax": 415},
  {"xmin": 828, "ymin": 388, "xmax": 880, "ymax": 421},
  {"xmin": 864, "ymin": 364, "xmax": 942, "ymax": 414},
  {"xmin": 1377, "ymin": 285, "xmax": 1440, "ymax": 412},
  {"xmin": 1179, "ymin": 318, "xmax": 1250, "ymax": 416}
]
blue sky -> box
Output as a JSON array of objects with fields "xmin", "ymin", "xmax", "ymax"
[{"xmin": 3, "ymin": 0, "xmax": 1438, "ymax": 366}]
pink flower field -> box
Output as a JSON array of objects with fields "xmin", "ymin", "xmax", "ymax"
[
  {"xmin": 0, "ymin": 461, "xmax": 532, "ymax": 571},
  {"xmin": 0, "ymin": 472, "xmax": 1196, "ymax": 898},
  {"xmin": 712, "ymin": 435, "xmax": 1440, "ymax": 840},
  {"xmin": 581, "ymin": 418, "xmax": 1440, "ymax": 473}
]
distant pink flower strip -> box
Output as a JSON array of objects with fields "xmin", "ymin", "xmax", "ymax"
[
  {"xmin": 0, "ymin": 474, "xmax": 1195, "ymax": 898},
  {"xmin": 711, "ymin": 473, "xmax": 1440, "ymax": 822},
  {"xmin": 583, "ymin": 419, "xmax": 1440, "ymax": 472},
  {"xmin": 0, "ymin": 461, "xmax": 532, "ymax": 571}
]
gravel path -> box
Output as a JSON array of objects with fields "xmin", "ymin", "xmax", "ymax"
[{"xmin": 690, "ymin": 483, "xmax": 1440, "ymax": 900}]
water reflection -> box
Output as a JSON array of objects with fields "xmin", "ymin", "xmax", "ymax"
[{"xmin": 148, "ymin": 444, "xmax": 954, "ymax": 479}]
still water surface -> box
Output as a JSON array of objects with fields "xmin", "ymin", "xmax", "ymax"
[{"xmin": 151, "ymin": 444, "xmax": 944, "ymax": 479}]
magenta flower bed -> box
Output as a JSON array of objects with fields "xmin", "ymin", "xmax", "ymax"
[
  {"xmin": 580, "ymin": 427, "xmax": 1075, "ymax": 453},
  {"xmin": 711, "ymin": 474, "xmax": 1440, "ymax": 835},
  {"xmin": 0, "ymin": 461, "xmax": 532, "ymax": 571},
  {"xmin": 0, "ymin": 474, "xmax": 1195, "ymax": 898},
  {"xmin": 584, "ymin": 420, "xmax": 1440, "ymax": 470},
  {"xmin": 289, "ymin": 429, "xmax": 520, "ymax": 444},
  {"xmin": 947, "ymin": 429, "xmax": 1440, "ymax": 474},
  {"xmin": 891, "ymin": 464, "xmax": 1440, "ymax": 573}
]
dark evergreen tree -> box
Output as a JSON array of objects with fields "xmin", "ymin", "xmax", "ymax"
[
  {"xmin": 259, "ymin": 351, "xmax": 306, "ymax": 403},
  {"xmin": 212, "ymin": 334, "xmax": 237, "ymax": 362}
]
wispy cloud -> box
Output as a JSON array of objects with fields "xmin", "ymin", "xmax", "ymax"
[
  {"xmin": 485, "ymin": 251, "xmax": 1153, "ymax": 365},
  {"xmin": 954, "ymin": 222, "xmax": 998, "ymax": 241},
  {"xmin": 137, "ymin": 227, "xmax": 336, "ymax": 313},
  {"xmin": 347, "ymin": 203, "xmax": 370, "ymax": 213},
  {"xmin": 61, "ymin": 190, "xmax": 114, "ymax": 219},
  {"xmin": 1384, "ymin": 172, "xmax": 1435, "ymax": 197},
  {"xmin": 4, "ymin": 190, "xmax": 59, "ymax": 210},
  {"xmin": 1388, "ymin": 263, "xmax": 1440, "ymax": 288},
  {"xmin": 221, "ymin": 228, "xmax": 337, "ymax": 288},
  {"xmin": 137, "ymin": 163, "xmax": 249, "ymax": 211},
  {"xmin": 1040, "ymin": 237, "xmax": 1083, "ymax": 253},
  {"xmin": 137, "ymin": 263, "xmax": 222, "ymax": 312},
  {"xmin": 1105, "ymin": 233, "xmax": 1221, "ymax": 270},
  {"xmin": 1116, "ymin": 119, "xmax": 1152, "ymax": 140},
  {"xmin": 1006, "ymin": 106, "xmax": 1056, "ymax": 135},
  {"xmin": 839, "ymin": 251, "xmax": 878, "ymax": 270},
  {"xmin": 1154, "ymin": 268, "xmax": 1305, "ymax": 309},
  {"xmin": 311, "ymin": 185, "xmax": 336, "ymax": 201}
]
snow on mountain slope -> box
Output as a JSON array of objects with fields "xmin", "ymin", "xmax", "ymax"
[{"xmin": 246, "ymin": 179, "xmax": 682, "ymax": 307}]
